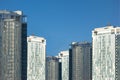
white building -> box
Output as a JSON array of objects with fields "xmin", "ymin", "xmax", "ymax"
[
  {"xmin": 58, "ymin": 51, "xmax": 69, "ymax": 80},
  {"xmin": 92, "ymin": 26, "xmax": 120, "ymax": 80},
  {"xmin": 27, "ymin": 35, "xmax": 46, "ymax": 80}
]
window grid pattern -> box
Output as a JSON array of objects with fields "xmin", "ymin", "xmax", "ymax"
[
  {"xmin": 27, "ymin": 37, "xmax": 46, "ymax": 80},
  {"xmin": 71, "ymin": 42, "xmax": 92, "ymax": 80},
  {"xmin": 0, "ymin": 11, "xmax": 23, "ymax": 80},
  {"xmin": 62, "ymin": 55, "xmax": 69, "ymax": 80},
  {"xmin": 92, "ymin": 27, "xmax": 120, "ymax": 80}
]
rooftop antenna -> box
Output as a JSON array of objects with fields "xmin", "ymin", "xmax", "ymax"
[
  {"xmin": 31, "ymin": 33, "xmax": 35, "ymax": 36},
  {"xmin": 107, "ymin": 22, "xmax": 111, "ymax": 26}
]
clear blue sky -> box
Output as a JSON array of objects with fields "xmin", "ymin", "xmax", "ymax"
[{"xmin": 0, "ymin": 0, "xmax": 120, "ymax": 56}]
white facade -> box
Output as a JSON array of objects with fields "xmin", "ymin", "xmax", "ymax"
[
  {"xmin": 92, "ymin": 26, "xmax": 120, "ymax": 80},
  {"xmin": 58, "ymin": 51, "xmax": 69, "ymax": 80},
  {"xmin": 27, "ymin": 36, "xmax": 46, "ymax": 80}
]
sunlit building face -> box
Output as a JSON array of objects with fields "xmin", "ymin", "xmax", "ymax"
[
  {"xmin": 92, "ymin": 26, "xmax": 120, "ymax": 80},
  {"xmin": 27, "ymin": 36, "xmax": 46, "ymax": 80}
]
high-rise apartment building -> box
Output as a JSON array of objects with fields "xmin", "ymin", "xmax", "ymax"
[
  {"xmin": 92, "ymin": 26, "xmax": 120, "ymax": 80},
  {"xmin": 58, "ymin": 51, "xmax": 69, "ymax": 80},
  {"xmin": 70, "ymin": 42, "xmax": 92, "ymax": 80},
  {"xmin": 0, "ymin": 10, "xmax": 27, "ymax": 80},
  {"xmin": 46, "ymin": 56, "xmax": 59, "ymax": 80},
  {"xmin": 27, "ymin": 36, "xmax": 46, "ymax": 80}
]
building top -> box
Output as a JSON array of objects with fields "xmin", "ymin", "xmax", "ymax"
[
  {"xmin": 0, "ymin": 10, "xmax": 27, "ymax": 23},
  {"xmin": 47, "ymin": 56, "xmax": 59, "ymax": 62},
  {"xmin": 94, "ymin": 26, "xmax": 114, "ymax": 30},
  {"xmin": 0, "ymin": 10, "xmax": 23, "ymax": 15},
  {"xmin": 27, "ymin": 35, "xmax": 46, "ymax": 44},
  {"xmin": 92, "ymin": 26, "xmax": 120, "ymax": 35},
  {"xmin": 58, "ymin": 50, "xmax": 69, "ymax": 58},
  {"xmin": 14, "ymin": 11, "xmax": 22, "ymax": 15},
  {"xmin": 71, "ymin": 42, "xmax": 92, "ymax": 47}
]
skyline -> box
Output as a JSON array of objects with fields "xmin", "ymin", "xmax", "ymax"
[{"xmin": 0, "ymin": 0, "xmax": 120, "ymax": 55}]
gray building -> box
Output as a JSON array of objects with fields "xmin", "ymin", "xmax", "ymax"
[
  {"xmin": 46, "ymin": 56, "xmax": 59, "ymax": 80},
  {"xmin": 0, "ymin": 10, "xmax": 27, "ymax": 80},
  {"xmin": 92, "ymin": 26, "xmax": 120, "ymax": 80},
  {"xmin": 70, "ymin": 42, "xmax": 92, "ymax": 80}
]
